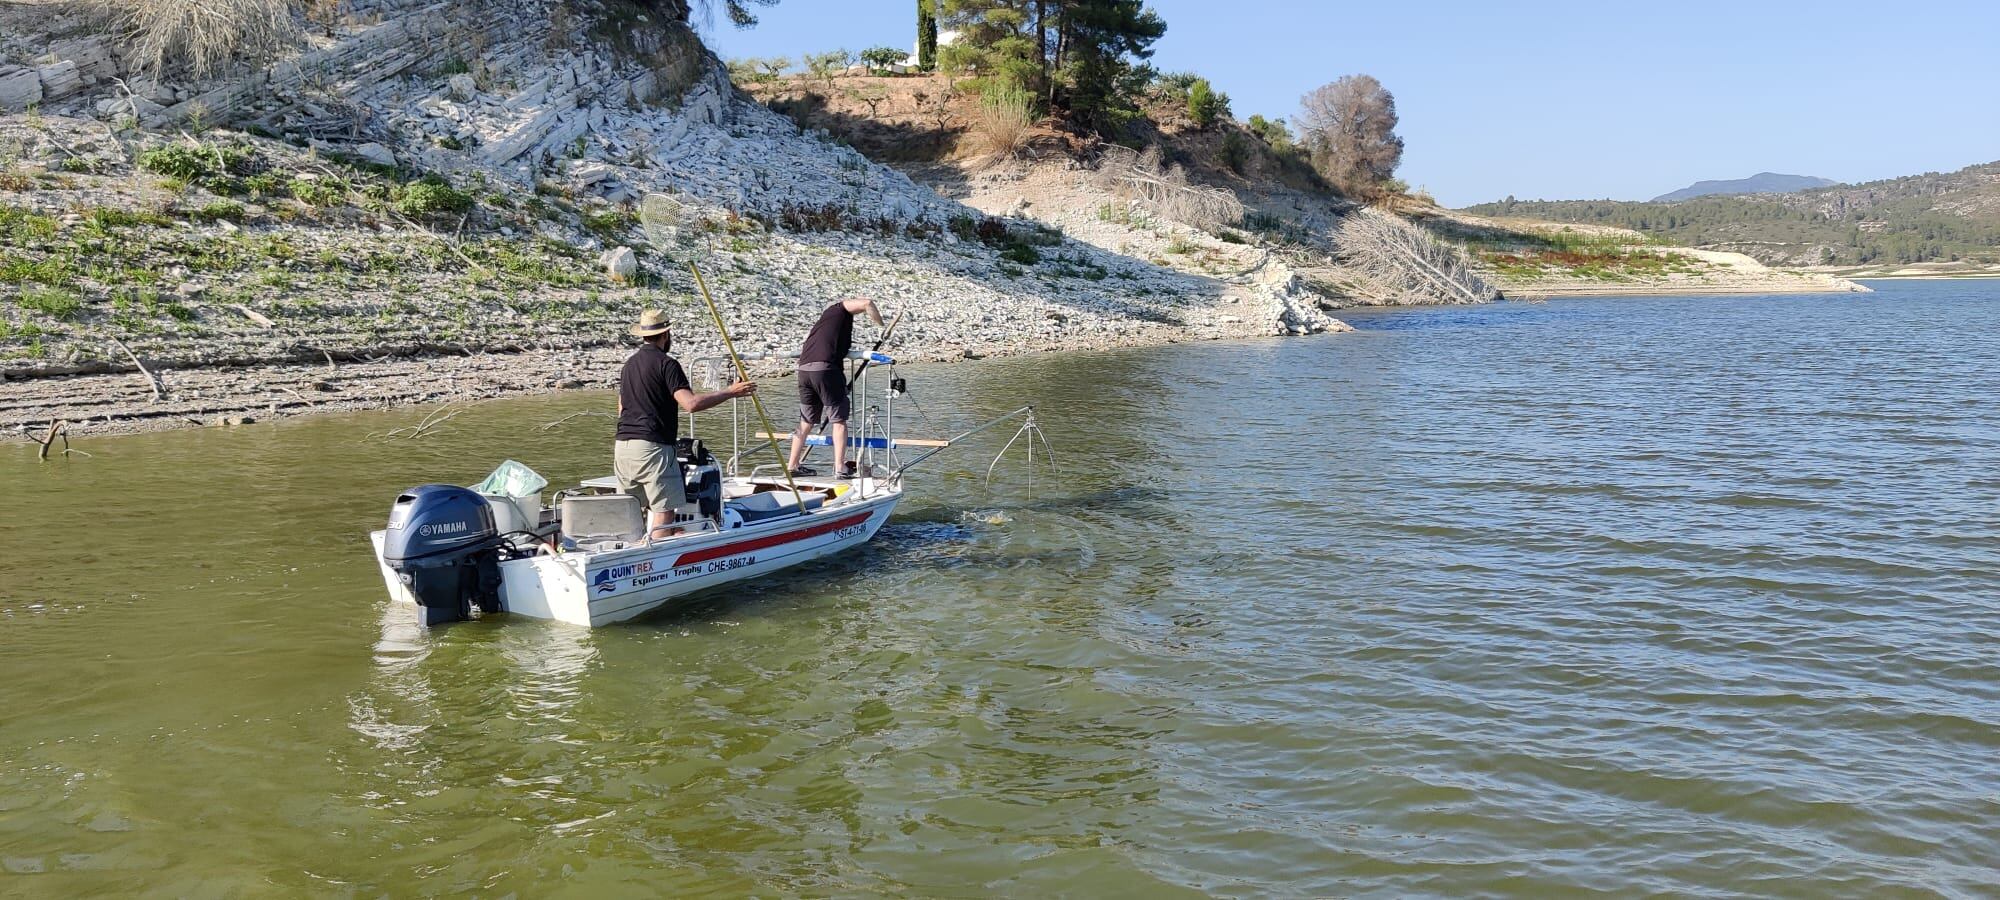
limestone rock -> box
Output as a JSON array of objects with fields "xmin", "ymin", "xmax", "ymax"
[
  {"xmin": 0, "ymin": 67, "xmax": 41, "ymax": 112},
  {"xmin": 36, "ymin": 60, "xmax": 82, "ymax": 100},
  {"xmin": 448, "ymin": 73, "xmax": 477, "ymax": 101},
  {"xmin": 49, "ymin": 38, "xmax": 117, "ymax": 82},
  {"xmin": 601, "ymin": 246, "xmax": 638, "ymax": 282},
  {"xmin": 352, "ymin": 142, "xmax": 397, "ymax": 168}
]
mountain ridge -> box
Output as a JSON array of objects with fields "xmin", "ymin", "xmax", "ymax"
[
  {"xmin": 1652, "ymin": 172, "xmax": 1837, "ymax": 202},
  {"xmin": 1464, "ymin": 159, "xmax": 2000, "ymax": 266}
]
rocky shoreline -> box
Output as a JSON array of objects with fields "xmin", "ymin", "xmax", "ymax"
[{"xmin": 1, "ymin": 310, "xmax": 1278, "ymax": 441}]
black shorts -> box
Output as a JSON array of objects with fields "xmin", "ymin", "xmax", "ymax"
[{"xmin": 797, "ymin": 367, "xmax": 849, "ymax": 425}]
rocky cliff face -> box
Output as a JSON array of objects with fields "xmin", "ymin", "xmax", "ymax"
[{"xmin": 5, "ymin": 0, "xmax": 1347, "ymax": 438}]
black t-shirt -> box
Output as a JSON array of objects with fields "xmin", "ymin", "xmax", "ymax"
[
  {"xmin": 615, "ymin": 343, "xmax": 691, "ymax": 445},
  {"xmin": 799, "ymin": 302, "xmax": 854, "ymax": 368}
]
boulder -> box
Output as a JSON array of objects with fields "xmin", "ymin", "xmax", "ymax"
[
  {"xmin": 36, "ymin": 60, "xmax": 82, "ymax": 99},
  {"xmin": 352, "ymin": 142, "xmax": 397, "ymax": 168},
  {"xmin": 448, "ymin": 73, "xmax": 476, "ymax": 101},
  {"xmin": 0, "ymin": 67, "xmax": 41, "ymax": 112},
  {"xmin": 95, "ymin": 95, "xmax": 165, "ymax": 121},
  {"xmin": 600, "ymin": 246, "xmax": 638, "ymax": 282},
  {"xmin": 50, "ymin": 38, "xmax": 117, "ymax": 82}
]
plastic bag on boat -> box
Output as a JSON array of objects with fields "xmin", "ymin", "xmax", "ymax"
[{"xmin": 473, "ymin": 460, "xmax": 548, "ymax": 499}]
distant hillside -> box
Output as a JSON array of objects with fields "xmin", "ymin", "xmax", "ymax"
[
  {"xmin": 1465, "ymin": 160, "xmax": 2000, "ymax": 266},
  {"xmin": 1653, "ymin": 172, "xmax": 1836, "ymax": 202}
]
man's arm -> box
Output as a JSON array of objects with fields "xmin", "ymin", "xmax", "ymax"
[
  {"xmin": 675, "ymin": 380, "xmax": 756, "ymax": 414},
  {"xmin": 841, "ymin": 296, "xmax": 886, "ymax": 327}
]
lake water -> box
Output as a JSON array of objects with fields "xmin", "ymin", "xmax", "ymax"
[{"xmin": 3, "ymin": 280, "xmax": 1997, "ymax": 895}]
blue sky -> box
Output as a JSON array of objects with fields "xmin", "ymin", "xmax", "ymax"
[{"xmin": 699, "ymin": 1, "xmax": 2000, "ymax": 207}]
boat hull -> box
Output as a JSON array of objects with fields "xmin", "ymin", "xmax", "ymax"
[{"xmin": 372, "ymin": 488, "xmax": 901, "ymax": 627}]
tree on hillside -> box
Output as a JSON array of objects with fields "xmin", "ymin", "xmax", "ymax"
[
  {"xmin": 1246, "ymin": 114, "xmax": 1292, "ymax": 150},
  {"xmin": 1298, "ymin": 74, "xmax": 1404, "ymax": 200},
  {"xmin": 938, "ymin": 0, "xmax": 1164, "ymax": 133},
  {"xmin": 1055, "ymin": 0, "xmax": 1165, "ymax": 132},
  {"xmin": 804, "ymin": 49, "xmax": 852, "ymax": 88},
  {"xmin": 918, "ymin": 0, "xmax": 940, "ymax": 71},
  {"xmin": 1187, "ymin": 77, "xmax": 1224, "ymax": 129},
  {"xmin": 650, "ymin": 0, "xmax": 780, "ymax": 28},
  {"xmin": 938, "ymin": 0, "xmax": 1043, "ymax": 93},
  {"xmin": 861, "ymin": 46, "xmax": 908, "ymax": 72}
]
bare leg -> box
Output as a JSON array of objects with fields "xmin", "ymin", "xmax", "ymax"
[
  {"xmin": 647, "ymin": 509, "xmax": 675, "ymax": 541},
  {"xmin": 831, "ymin": 420, "xmax": 848, "ymax": 475},
  {"xmin": 786, "ymin": 419, "xmax": 812, "ymax": 472}
]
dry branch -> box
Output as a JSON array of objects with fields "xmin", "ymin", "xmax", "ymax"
[
  {"xmin": 109, "ymin": 336, "xmax": 166, "ymax": 402},
  {"xmin": 37, "ymin": 419, "xmax": 66, "ymax": 461},
  {"xmin": 368, "ymin": 406, "xmax": 462, "ymax": 441},
  {"xmin": 1093, "ymin": 145, "xmax": 1245, "ymax": 231},
  {"xmin": 538, "ymin": 411, "xmax": 615, "ymax": 432},
  {"xmin": 1334, "ymin": 208, "xmax": 1498, "ymax": 306}
]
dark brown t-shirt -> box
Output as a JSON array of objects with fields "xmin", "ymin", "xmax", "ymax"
[
  {"xmin": 615, "ymin": 343, "xmax": 691, "ymax": 445},
  {"xmin": 798, "ymin": 302, "xmax": 854, "ymax": 370}
]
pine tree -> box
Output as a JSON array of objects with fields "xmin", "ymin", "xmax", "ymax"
[
  {"xmin": 939, "ymin": 0, "xmax": 1044, "ymax": 94},
  {"xmin": 1051, "ymin": 0, "xmax": 1164, "ymax": 133}
]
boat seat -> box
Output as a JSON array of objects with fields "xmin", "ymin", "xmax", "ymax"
[
  {"xmin": 560, "ymin": 493, "xmax": 645, "ymax": 544},
  {"xmin": 727, "ymin": 491, "xmax": 825, "ymax": 525}
]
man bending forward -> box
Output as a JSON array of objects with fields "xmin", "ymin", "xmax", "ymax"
[{"xmin": 787, "ymin": 297, "xmax": 884, "ymax": 478}]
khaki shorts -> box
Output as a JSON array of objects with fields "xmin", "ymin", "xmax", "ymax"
[{"xmin": 613, "ymin": 440, "xmax": 686, "ymax": 512}]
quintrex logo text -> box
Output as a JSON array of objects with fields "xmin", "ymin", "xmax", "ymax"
[{"xmin": 592, "ymin": 561, "xmax": 655, "ymax": 593}]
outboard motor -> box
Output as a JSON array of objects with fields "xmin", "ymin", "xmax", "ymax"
[
  {"xmin": 678, "ymin": 438, "xmax": 723, "ymax": 522},
  {"xmin": 383, "ymin": 484, "xmax": 503, "ymax": 627}
]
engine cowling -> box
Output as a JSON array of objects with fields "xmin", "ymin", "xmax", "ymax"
[{"xmin": 384, "ymin": 484, "xmax": 502, "ymax": 626}]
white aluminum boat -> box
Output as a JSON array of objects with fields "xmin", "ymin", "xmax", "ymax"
[
  {"xmin": 370, "ymin": 474, "xmax": 901, "ymax": 627},
  {"xmin": 368, "ymin": 349, "xmax": 1047, "ymax": 628}
]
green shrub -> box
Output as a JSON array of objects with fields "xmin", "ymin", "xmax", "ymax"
[
  {"xmin": 190, "ymin": 200, "xmax": 246, "ymax": 222},
  {"xmin": 581, "ymin": 206, "xmax": 637, "ymax": 242},
  {"xmin": 138, "ymin": 142, "xmax": 258, "ymax": 181},
  {"xmin": 19, "ymin": 286, "xmax": 83, "ymax": 320},
  {"xmin": 1241, "ymin": 211, "xmax": 1284, "ymax": 232},
  {"xmin": 999, "ymin": 242, "xmax": 1040, "ymax": 265},
  {"xmin": 1, "ymin": 206, "xmax": 60, "ymax": 241},
  {"xmin": 85, "ymin": 207, "xmax": 174, "ymax": 231},
  {"xmin": 242, "ymin": 172, "xmax": 285, "ymax": 196},
  {"xmin": 1188, "ymin": 78, "xmax": 1222, "ymax": 129},
  {"xmin": 1220, "ymin": 131, "xmax": 1249, "ymax": 173},
  {"xmin": 393, "ymin": 176, "xmax": 473, "ymax": 220},
  {"xmin": 947, "ymin": 214, "xmax": 978, "ymax": 242},
  {"xmin": 288, "ymin": 177, "xmax": 343, "ymax": 207},
  {"xmin": 0, "ymin": 253, "xmax": 75, "ymax": 286}
]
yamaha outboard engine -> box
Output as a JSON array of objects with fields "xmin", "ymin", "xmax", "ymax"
[{"xmin": 383, "ymin": 484, "xmax": 503, "ymax": 627}]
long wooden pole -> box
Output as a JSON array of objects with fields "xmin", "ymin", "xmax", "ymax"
[{"xmin": 688, "ymin": 262, "xmax": 809, "ymax": 515}]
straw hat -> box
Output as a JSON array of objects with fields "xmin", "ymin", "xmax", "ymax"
[{"xmin": 628, "ymin": 309, "xmax": 672, "ymax": 337}]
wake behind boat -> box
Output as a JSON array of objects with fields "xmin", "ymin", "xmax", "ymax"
[{"xmin": 368, "ymin": 351, "xmax": 1048, "ymax": 627}]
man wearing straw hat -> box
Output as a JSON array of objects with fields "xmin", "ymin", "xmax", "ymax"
[{"xmin": 616, "ymin": 309, "xmax": 755, "ymax": 540}]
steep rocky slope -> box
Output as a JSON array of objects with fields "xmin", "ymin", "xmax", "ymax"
[{"xmin": 0, "ymin": 0, "xmax": 1320, "ymax": 437}]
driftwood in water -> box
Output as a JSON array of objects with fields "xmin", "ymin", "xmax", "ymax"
[
  {"xmin": 1094, "ymin": 145, "xmax": 1245, "ymax": 231},
  {"xmin": 365, "ymin": 406, "xmax": 462, "ymax": 441},
  {"xmin": 1334, "ymin": 208, "xmax": 1499, "ymax": 306},
  {"xmin": 37, "ymin": 419, "xmax": 66, "ymax": 461}
]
